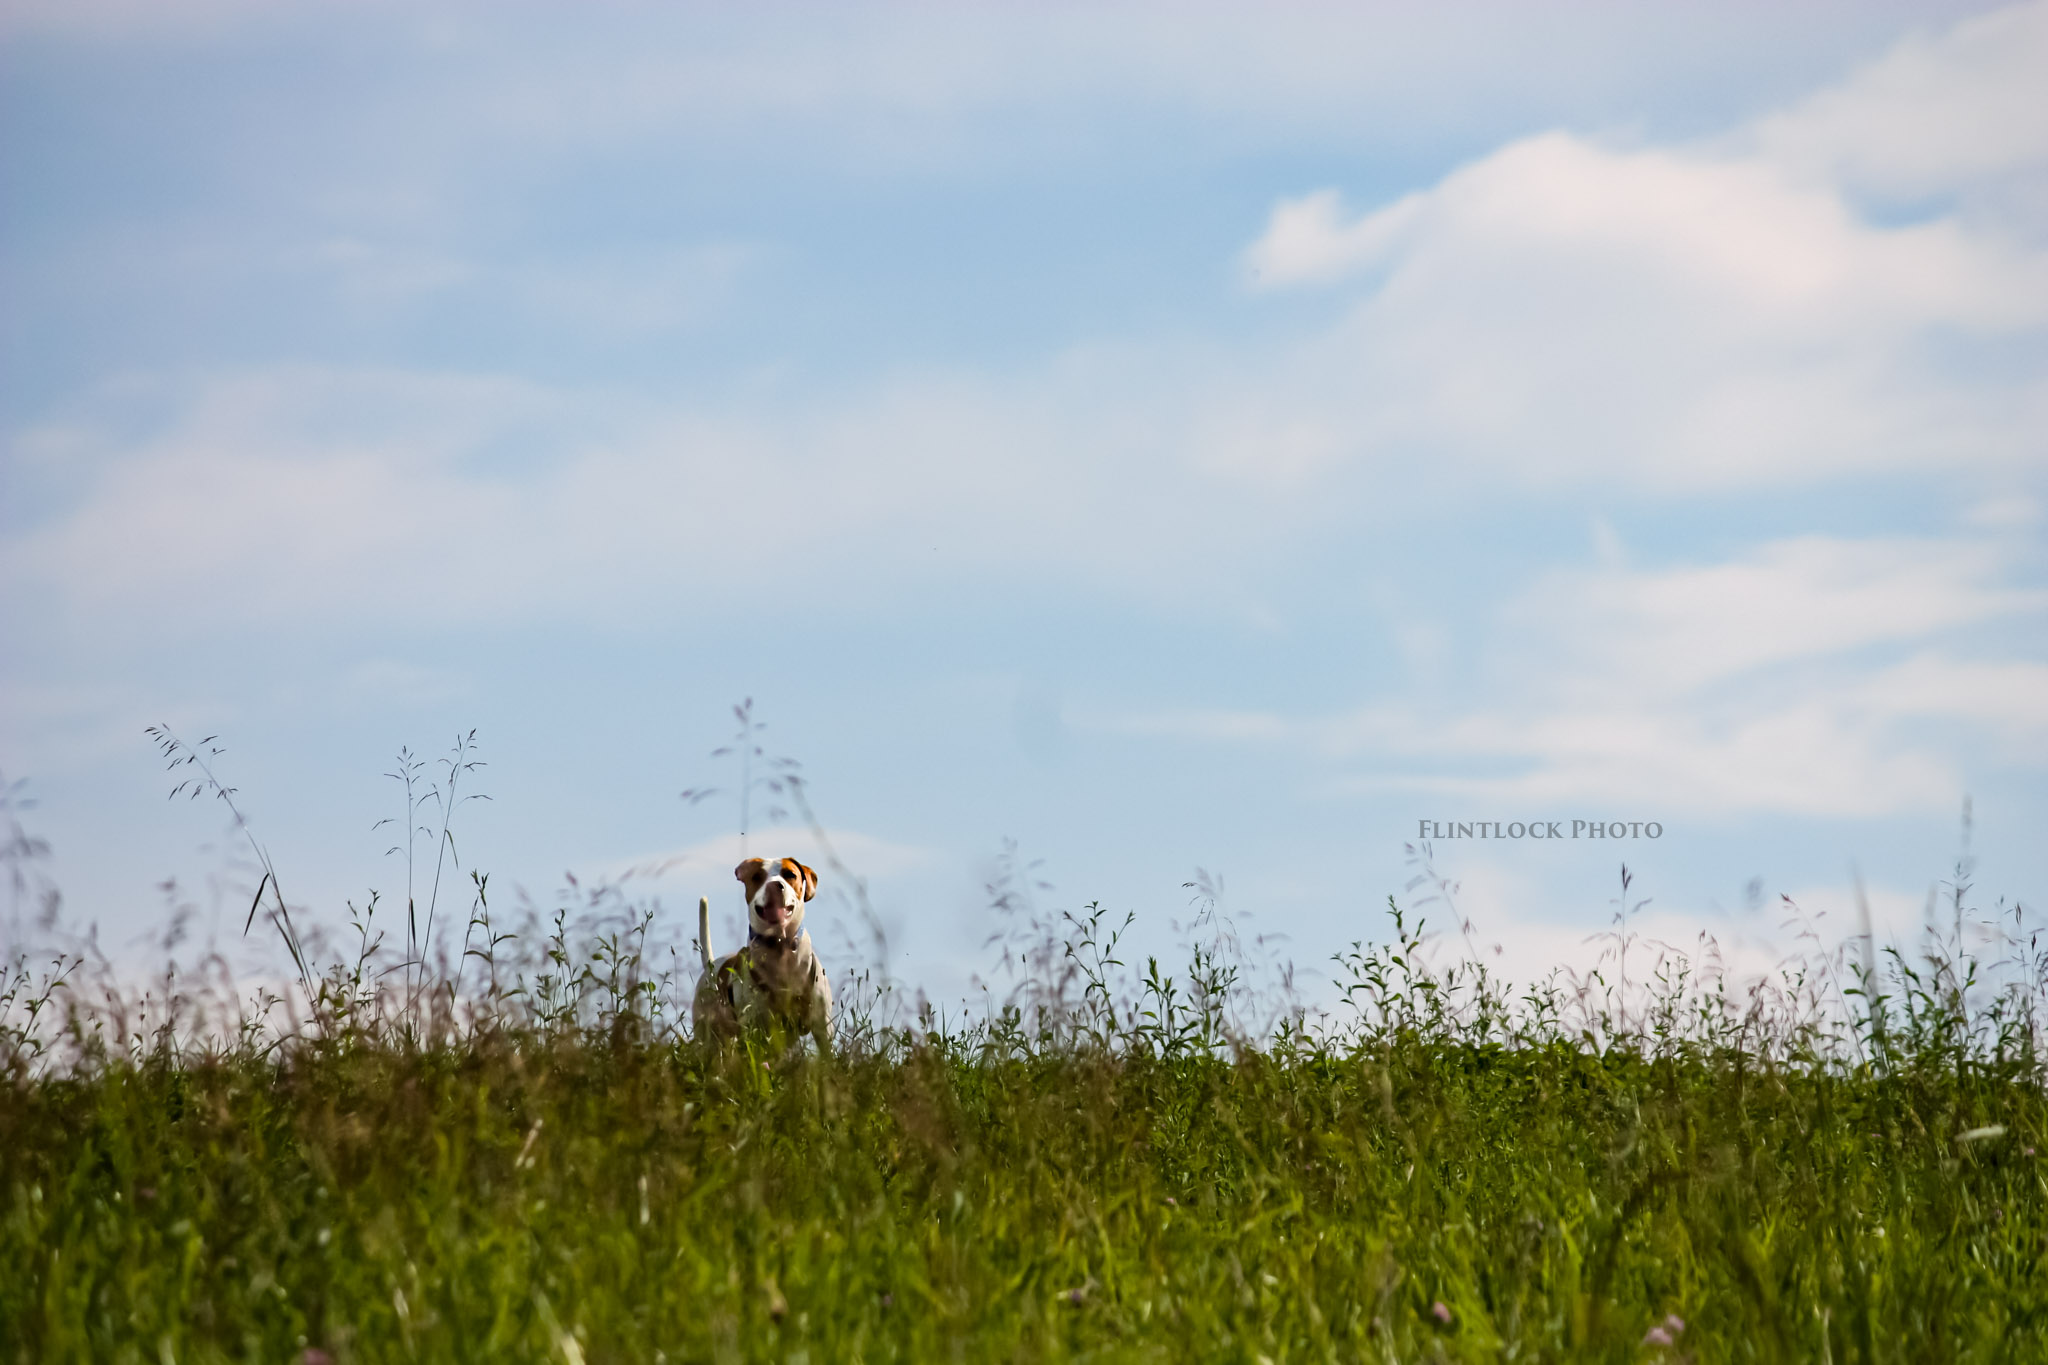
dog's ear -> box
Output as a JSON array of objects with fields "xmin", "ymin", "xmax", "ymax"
[
  {"xmin": 796, "ymin": 861, "xmax": 818, "ymax": 901},
  {"xmin": 735, "ymin": 857, "xmax": 764, "ymax": 883}
]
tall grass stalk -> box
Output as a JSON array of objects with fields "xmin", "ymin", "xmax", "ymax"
[{"xmin": 144, "ymin": 727, "xmax": 318, "ymax": 1017}]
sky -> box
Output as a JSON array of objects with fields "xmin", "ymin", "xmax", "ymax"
[{"xmin": 2, "ymin": 0, "xmax": 2045, "ymax": 1019}]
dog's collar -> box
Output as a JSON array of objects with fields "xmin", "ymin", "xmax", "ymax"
[{"xmin": 748, "ymin": 929, "xmax": 801, "ymax": 952}]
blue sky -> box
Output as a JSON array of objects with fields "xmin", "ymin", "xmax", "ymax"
[{"xmin": 3, "ymin": 1, "xmax": 2044, "ymax": 1013}]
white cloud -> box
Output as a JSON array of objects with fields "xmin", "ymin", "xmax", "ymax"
[
  {"xmin": 1498, "ymin": 537, "xmax": 2047, "ymax": 700},
  {"xmin": 1259, "ymin": 130, "xmax": 2043, "ymax": 324},
  {"xmin": 1962, "ymin": 493, "xmax": 2043, "ymax": 528},
  {"xmin": 1749, "ymin": 1, "xmax": 2048, "ymax": 201},
  {"xmin": 1243, "ymin": 188, "xmax": 1426, "ymax": 288},
  {"xmin": 1239, "ymin": 5, "xmax": 2048, "ymax": 490},
  {"xmin": 1241, "ymin": 130, "xmax": 2048, "ymax": 489},
  {"xmin": 1101, "ymin": 533, "xmax": 2045, "ymax": 817},
  {"xmin": 1377, "ymin": 536, "xmax": 2045, "ymax": 814},
  {"xmin": 0, "ymin": 352, "xmax": 1334, "ymax": 635},
  {"xmin": 1856, "ymin": 654, "xmax": 2048, "ymax": 741}
]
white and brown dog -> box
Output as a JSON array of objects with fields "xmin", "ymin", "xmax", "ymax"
[{"xmin": 694, "ymin": 856, "xmax": 832, "ymax": 1047}]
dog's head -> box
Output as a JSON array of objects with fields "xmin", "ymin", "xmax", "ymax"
[{"xmin": 735, "ymin": 856, "xmax": 818, "ymax": 939}]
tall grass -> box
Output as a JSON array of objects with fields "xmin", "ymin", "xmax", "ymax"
[{"xmin": 1, "ymin": 759, "xmax": 2043, "ymax": 1363}]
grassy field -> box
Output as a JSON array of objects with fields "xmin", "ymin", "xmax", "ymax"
[{"xmin": 4, "ymin": 878, "xmax": 2045, "ymax": 1365}]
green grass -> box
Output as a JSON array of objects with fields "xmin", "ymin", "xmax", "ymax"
[{"xmin": 4, "ymin": 888, "xmax": 2045, "ymax": 1364}]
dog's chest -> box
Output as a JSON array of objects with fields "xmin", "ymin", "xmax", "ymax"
[{"xmin": 720, "ymin": 937, "xmax": 819, "ymax": 1022}]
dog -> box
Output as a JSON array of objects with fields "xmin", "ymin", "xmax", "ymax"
[{"xmin": 694, "ymin": 856, "xmax": 833, "ymax": 1047}]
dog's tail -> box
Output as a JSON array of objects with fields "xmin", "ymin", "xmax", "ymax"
[{"xmin": 698, "ymin": 895, "xmax": 714, "ymax": 971}]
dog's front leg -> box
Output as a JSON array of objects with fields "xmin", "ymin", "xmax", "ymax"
[{"xmin": 808, "ymin": 959, "xmax": 834, "ymax": 1053}]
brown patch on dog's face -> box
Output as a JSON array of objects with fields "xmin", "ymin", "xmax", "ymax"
[{"xmin": 734, "ymin": 857, "xmax": 818, "ymax": 937}]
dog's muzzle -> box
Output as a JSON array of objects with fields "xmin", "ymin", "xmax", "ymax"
[{"xmin": 753, "ymin": 881, "xmax": 797, "ymax": 927}]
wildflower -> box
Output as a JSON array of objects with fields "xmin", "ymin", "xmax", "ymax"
[
  {"xmin": 1664, "ymin": 1313, "xmax": 1685, "ymax": 1334},
  {"xmin": 1431, "ymin": 1301, "xmax": 1452, "ymax": 1324},
  {"xmin": 1643, "ymin": 1326, "xmax": 1673, "ymax": 1347},
  {"xmin": 1164, "ymin": 1196, "xmax": 1177, "ymax": 1206}
]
